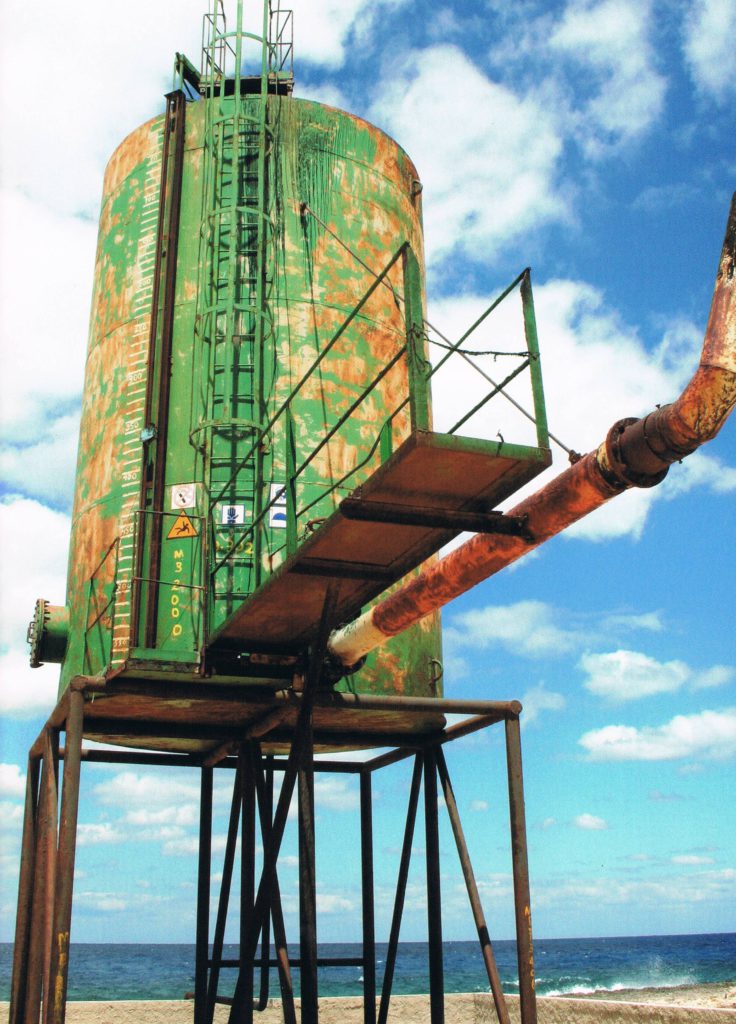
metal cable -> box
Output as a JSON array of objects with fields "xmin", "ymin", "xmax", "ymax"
[{"xmin": 300, "ymin": 202, "xmax": 579, "ymax": 461}]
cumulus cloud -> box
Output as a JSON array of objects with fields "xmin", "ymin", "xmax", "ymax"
[
  {"xmin": 682, "ymin": 0, "xmax": 736, "ymax": 102},
  {"xmin": 445, "ymin": 601, "xmax": 670, "ymax": 669},
  {"xmin": 548, "ymin": 0, "xmax": 666, "ymax": 154},
  {"xmin": 93, "ymin": 771, "xmax": 200, "ymax": 810},
  {"xmin": 574, "ymin": 812, "xmax": 608, "ymax": 830},
  {"xmin": 579, "ymin": 707, "xmax": 736, "ymax": 761},
  {"xmin": 371, "ymin": 45, "xmax": 566, "ymax": 268},
  {"xmin": 315, "ymin": 777, "xmax": 360, "ymax": 812},
  {"xmin": 581, "ymin": 649, "xmax": 734, "ymax": 702},
  {"xmin": 0, "ymin": 763, "xmax": 25, "ymax": 799},
  {"xmin": 446, "ymin": 600, "xmax": 584, "ymax": 657},
  {"xmin": 521, "ymin": 684, "xmax": 566, "ymax": 727},
  {"xmin": 77, "ymin": 823, "xmax": 126, "ymax": 846},
  {"xmin": 488, "ymin": 0, "xmax": 666, "ymax": 156}
]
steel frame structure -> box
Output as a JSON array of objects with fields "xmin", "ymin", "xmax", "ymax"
[{"xmin": 10, "ymin": 685, "xmax": 537, "ymax": 1024}]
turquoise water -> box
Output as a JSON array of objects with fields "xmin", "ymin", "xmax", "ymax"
[{"xmin": 2, "ymin": 933, "xmax": 734, "ymax": 1001}]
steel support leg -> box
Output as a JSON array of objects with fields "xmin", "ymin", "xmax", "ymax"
[
  {"xmin": 424, "ymin": 747, "xmax": 444, "ymax": 1024},
  {"xmin": 436, "ymin": 748, "xmax": 510, "ymax": 1024},
  {"xmin": 253, "ymin": 756, "xmax": 296, "ymax": 1024},
  {"xmin": 255, "ymin": 756, "xmax": 274, "ymax": 1013},
  {"xmin": 378, "ymin": 755, "xmax": 422, "ymax": 1024},
  {"xmin": 195, "ymin": 767, "xmax": 214, "ymax": 1024},
  {"xmin": 10, "ymin": 755, "xmax": 41, "ymax": 1024},
  {"xmin": 238, "ymin": 743, "xmax": 256, "ymax": 1024},
  {"xmin": 48, "ymin": 689, "xmax": 83, "ymax": 1024},
  {"xmin": 297, "ymin": 705, "xmax": 318, "ymax": 1024},
  {"xmin": 360, "ymin": 771, "xmax": 376, "ymax": 1024},
  {"xmin": 505, "ymin": 717, "xmax": 537, "ymax": 1024},
  {"xmin": 206, "ymin": 761, "xmax": 243, "ymax": 1024}
]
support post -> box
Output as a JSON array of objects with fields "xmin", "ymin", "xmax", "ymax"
[
  {"xmin": 253, "ymin": 756, "xmax": 297, "ymax": 1024},
  {"xmin": 10, "ymin": 755, "xmax": 41, "ymax": 1024},
  {"xmin": 195, "ymin": 767, "xmax": 213, "ymax": 1024},
  {"xmin": 360, "ymin": 771, "xmax": 376, "ymax": 1024},
  {"xmin": 298, "ymin": 703, "xmax": 318, "ymax": 1024},
  {"xmin": 505, "ymin": 716, "xmax": 537, "ymax": 1024},
  {"xmin": 436, "ymin": 748, "xmax": 510, "ymax": 1024},
  {"xmin": 423, "ymin": 747, "xmax": 444, "ymax": 1024},
  {"xmin": 378, "ymin": 755, "xmax": 422, "ymax": 1024},
  {"xmin": 48, "ymin": 689, "xmax": 83, "ymax": 1024},
  {"xmin": 240, "ymin": 743, "xmax": 257, "ymax": 1024},
  {"xmin": 206, "ymin": 762, "xmax": 243, "ymax": 1024}
]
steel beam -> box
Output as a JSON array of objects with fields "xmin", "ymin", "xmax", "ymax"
[
  {"xmin": 505, "ymin": 717, "xmax": 537, "ymax": 1024},
  {"xmin": 47, "ymin": 691, "xmax": 83, "ymax": 1024},
  {"xmin": 436, "ymin": 748, "xmax": 509, "ymax": 1024},
  {"xmin": 10, "ymin": 755, "xmax": 40, "ymax": 1024},
  {"xmin": 360, "ymin": 771, "xmax": 376, "ymax": 1024},
  {"xmin": 423, "ymin": 748, "xmax": 445, "ymax": 1024},
  {"xmin": 195, "ymin": 767, "xmax": 214, "ymax": 1024},
  {"xmin": 378, "ymin": 755, "xmax": 422, "ymax": 1024}
]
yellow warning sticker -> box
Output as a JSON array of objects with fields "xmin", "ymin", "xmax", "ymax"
[{"xmin": 167, "ymin": 510, "xmax": 197, "ymax": 539}]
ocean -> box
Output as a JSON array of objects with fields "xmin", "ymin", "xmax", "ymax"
[{"xmin": 1, "ymin": 933, "xmax": 734, "ymax": 1002}]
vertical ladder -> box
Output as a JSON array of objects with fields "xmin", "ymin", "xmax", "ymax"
[{"xmin": 194, "ymin": 1, "xmax": 278, "ymax": 632}]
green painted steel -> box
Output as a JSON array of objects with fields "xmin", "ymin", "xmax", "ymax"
[{"xmin": 47, "ymin": 5, "xmax": 549, "ymax": 716}]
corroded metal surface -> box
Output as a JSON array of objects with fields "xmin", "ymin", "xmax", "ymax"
[
  {"xmin": 328, "ymin": 195, "xmax": 736, "ymax": 667},
  {"xmin": 63, "ymin": 116, "xmax": 165, "ymax": 688},
  {"xmin": 58, "ymin": 90, "xmax": 451, "ymax": 709}
]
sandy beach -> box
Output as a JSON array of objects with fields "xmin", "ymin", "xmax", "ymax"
[{"xmin": 4, "ymin": 988, "xmax": 736, "ymax": 1023}]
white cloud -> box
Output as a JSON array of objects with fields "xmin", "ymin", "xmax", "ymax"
[
  {"xmin": 574, "ymin": 812, "xmax": 608, "ymax": 830},
  {"xmin": 581, "ymin": 649, "xmax": 734, "ymax": 702},
  {"xmin": 93, "ymin": 771, "xmax": 200, "ymax": 810},
  {"xmin": 470, "ymin": 799, "xmax": 489, "ymax": 812},
  {"xmin": 579, "ymin": 707, "xmax": 736, "ymax": 761},
  {"xmin": 0, "ymin": 498, "xmax": 70, "ymax": 648},
  {"xmin": 682, "ymin": 0, "xmax": 736, "ymax": 102},
  {"xmin": 316, "ymin": 892, "xmax": 356, "ymax": 913},
  {"xmin": 521, "ymin": 684, "xmax": 566, "ymax": 727},
  {"xmin": 601, "ymin": 612, "xmax": 663, "ymax": 633},
  {"xmin": 548, "ymin": 0, "xmax": 666, "ymax": 154},
  {"xmin": 371, "ymin": 45, "xmax": 566, "ymax": 268},
  {"xmin": 314, "ymin": 776, "xmax": 359, "ymax": 812},
  {"xmin": 671, "ymin": 854, "xmax": 715, "ymax": 865},
  {"xmin": 581, "ymin": 649, "xmax": 690, "ymax": 701},
  {"xmin": 0, "ymin": 649, "xmax": 61, "ymax": 720},
  {"xmin": 75, "ymin": 891, "xmax": 128, "ymax": 913},
  {"xmin": 0, "ymin": 763, "xmax": 25, "ymax": 799},
  {"xmin": 533, "ymin": 865, "xmax": 735, "ymax": 909},
  {"xmin": 77, "ymin": 823, "xmax": 125, "ymax": 846},
  {"xmin": 293, "ymin": 0, "xmax": 406, "ymax": 67},
  {"xmin": 446, "ymin": 601, "xmax": 580, "ymax": 657}
]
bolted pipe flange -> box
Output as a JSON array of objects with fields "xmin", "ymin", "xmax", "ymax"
[
  {"xmin": 27, "ymin": 599, "xmax": 69, "ymax": 668},
  {"xmin": 604, "ymin": 417, "xmax": 670, "ymax": 489}
]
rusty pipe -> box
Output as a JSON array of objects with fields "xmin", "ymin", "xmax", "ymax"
[{"xmin": 328, "ymin": 194, "xmax": 736, "ymax": 669}]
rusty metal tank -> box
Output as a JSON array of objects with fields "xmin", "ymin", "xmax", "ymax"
[{"xmin": 31, "ymin": 81, "xmax": 442, "ymax": 709}]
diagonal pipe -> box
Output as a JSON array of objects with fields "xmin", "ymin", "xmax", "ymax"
[{"xmin": 328, "ymin": 193, "xmax": 736, "ymax": 669}]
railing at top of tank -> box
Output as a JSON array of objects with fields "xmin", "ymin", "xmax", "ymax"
[
  {"xmin": 199, "ymin": 1, "xmax": 293, "ymax": 88},
  {"xmin": 209, "ymin": 244, "xmax": 548, "ymax": 579}
]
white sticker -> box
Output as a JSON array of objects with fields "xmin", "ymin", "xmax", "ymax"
[
  {"xmin": 171, "ymin": 483, "xmax": 197, "ymax": 510},
  {"xmin": 269, "ymin": 482, "xmax": 287, "ymax": 529},
  {"xmin": 221, "ymin": 504, "xmax": 245, "ymax": 526}
]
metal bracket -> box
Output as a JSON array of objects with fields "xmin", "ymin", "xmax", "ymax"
[{"xmin": 340, "ymin": 497, "xmax": 531, "ymax": 538}]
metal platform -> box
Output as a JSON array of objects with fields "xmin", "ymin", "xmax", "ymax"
[{"xmin": 208, "ymin": 430, "xmax": 550, "ymax": 654}]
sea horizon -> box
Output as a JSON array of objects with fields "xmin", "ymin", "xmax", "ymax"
[{"xmin": 2, "ymin": 931, "xmax": 734, "ymax": 1002}]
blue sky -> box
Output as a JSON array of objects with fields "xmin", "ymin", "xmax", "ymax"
[{"xmin": 0, "ymin": 0, "xmax": 734, "ymax": 947}]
